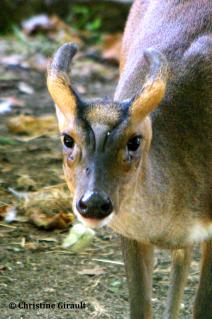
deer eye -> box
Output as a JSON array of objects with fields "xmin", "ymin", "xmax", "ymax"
[
  {"xmin": 127, "ymin": 136, "xmax": 141, "ymax": 152},
  {"xmin": 63, "ymin": 134, "xmax": 75, "ymax": 148}
]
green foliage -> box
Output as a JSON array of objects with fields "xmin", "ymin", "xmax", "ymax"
[
  {"xmin": 69, "ymin": 5, "xmax": 102, "ymax": 31},
  {"xmin": 66, "ymin": 4, "xmax": 103, "ymax": 43},
  {"xmin": 0, "ymin": 137, "xmax": 19, "ymax": 145},
  {"xmin": 7, "ymin": 26, "xmax": 58, "ymax": 57}
]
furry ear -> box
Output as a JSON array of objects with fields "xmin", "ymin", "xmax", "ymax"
[
  {"xmin": 130, "ymin": 48, "xmax": 168, "ymax": 124},
  {"xmin": 54, "ymin": 104, "xmax": 69, "ymax": 131},
  {"xmin": 47, "ymin": 43, "xmax": 78, "ymax": 120}
]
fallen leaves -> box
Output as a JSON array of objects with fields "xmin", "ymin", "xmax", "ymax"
[
  {"xmin": 7, "ymin": 114, "xmax": 57, "ymax": 136},
  {"xmin": 0, "ymin": 97, "xmax": 25, "ymax": 114},
  {"xmin": 0, "ymin": 54, "xmax": 23, "ymax": 67},
  {"xmin": 0, "ymin": 101, "xmax": 12, "ymax": 114},
  {"xmin": 21, "ymin": 241, "xmax": 40, "ymax": 250},
  {"xmin": 21, "ymin": 14, "xmax": 83, "ymax": 47},
  {"xmin": 17, "ymin": 175, "xmax": 36, "ymax": 189},
  {"xmin": 6, "ymin": 186, "xmax": 75, "ymax": 231},
  {"xmin": 0, "ymin": 265, "xmax": 8, "ymax": 272},
  {"xmin": 78, "ymin": 267, "xmax": 105, "ymax": 276},
  {"xmin": 0, "ymin": 205, "xmax": 17, "ymax": 222},
  {"xmin": 18, "ymin": 82, "xmax": 34, "ymax": 95},
  {"xmin": 24, "ymin": 54, "xmax": 50, "ymax": 72},
  {"xmin": 30, "ymin": 211, "xmax": 74, "ymax": 230},
  {"xmin": 101, "ymin": 33, "xmax": 122, "ymax": 63},
  {"xmin": 47, "ymin": 15, "xmax": 83, "ymax": 47},
  {"xmin": 22, "ymin": 14, "xmax": 54, "ymax": 35},
  {"xmin": 0, "ymin": 14, "xmax": 83, "ymax": 74}
]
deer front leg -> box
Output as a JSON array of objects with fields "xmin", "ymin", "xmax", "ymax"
[
  {"xmin": 121, "ymin": 236, "xmax": 154, "ymax": 319},
  {"xmin": 193, "ymin": 239, "xmax": 212, "ymax": 319},
  {"xmin": 164, "ymin": 247, "xmax": 192, "ymax": 319}
]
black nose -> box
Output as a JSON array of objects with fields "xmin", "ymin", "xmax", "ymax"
[{"xmin": 77, "ymin": 191, "xmax": 113, "ymax": 219}]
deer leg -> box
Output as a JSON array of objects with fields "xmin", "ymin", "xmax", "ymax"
[
  {"xmin": 193, "ymin": 239, "xmax": 212, "ymax": 319},
  {"xmin": 164, "ymin": 247, "xmax": 193, "ymax": 319},
  {"xmin": 121, "ymin": 236, "xmax": 154, "ymax": 319}
]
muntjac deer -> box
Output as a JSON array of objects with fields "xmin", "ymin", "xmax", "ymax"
[{"xmin": 47, "ymin": 0, "xmax": 211, "ymax": 318}]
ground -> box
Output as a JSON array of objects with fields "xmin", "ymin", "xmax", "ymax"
[{"xmin": 0, "ymin": 38, "xmax": 201, "ymax": 319}]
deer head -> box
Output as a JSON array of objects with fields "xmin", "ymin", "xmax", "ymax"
[{"xmin": 47, "ymin": 43, "xmax": 168, "ymax": 228}]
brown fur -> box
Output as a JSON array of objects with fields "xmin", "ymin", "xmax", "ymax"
[
  {"xmin": 85, "ymin": 103, "xmax": 121, "ymax": 125},
  {"xmin": 47, "ymin": 0, "xmax": 211, "ymax": 318},
  {"xmin": 112, "ymin": 1, "xmax": 211, "ymax": 318},
  {"xmin": 47, "ymin": 73, "xmax": 77, "ymax": 118}
]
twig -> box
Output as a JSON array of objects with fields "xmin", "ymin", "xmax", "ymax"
[
  {"xmin": 33, "ymin": 183, "xmax": 66, "ymax": 193},
  {"xmin": 0, "ymin": 201, "xmax": 9, "ymax": 206},
  {"xmin": 92, "ymin": 258, "xmax": 124, "ymax": 265},
  {"xmin": 0, "ymin": 223, "xmax": 17, "ymax": 229}
]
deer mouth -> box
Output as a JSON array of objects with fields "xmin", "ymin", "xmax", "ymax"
[{"xmin": 73, "ymin": 204, "xmax": 115, "ymax": 228}]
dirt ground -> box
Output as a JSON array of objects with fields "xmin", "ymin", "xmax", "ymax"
[{"xmin": 0, "ymin": 38, "xmax": 201, "ymax": 319}]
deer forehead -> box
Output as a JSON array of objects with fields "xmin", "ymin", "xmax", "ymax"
[{"xmin": 85, "ymin": 103, "xmax": 121, "ymax": 126}]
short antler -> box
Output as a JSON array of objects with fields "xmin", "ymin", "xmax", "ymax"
[
  {"xmin": 130, "ymin": 48, "xmax": 169, "ymax": 122},
  {"xmin": 47, "ymin": 43, "xmax": 78, "ymax": 118}
]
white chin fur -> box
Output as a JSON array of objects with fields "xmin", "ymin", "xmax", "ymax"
[{"xmin": 73, "ymin": 205, "xmax": 114, "ymax": 228}]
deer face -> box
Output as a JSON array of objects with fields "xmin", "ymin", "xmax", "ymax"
[{"xmin": 47, "ymin": 43, "xmax": 168, "ymax": 228}]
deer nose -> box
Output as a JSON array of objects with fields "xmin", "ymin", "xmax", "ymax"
[{"xmin": 77, "ymin": 191, "xmax": 113, "ymax": 219}]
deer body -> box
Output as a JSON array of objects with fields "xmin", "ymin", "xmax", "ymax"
[
  {"xmin": 47, "ymin": 0, "xmax": 212, "ymax": 318},
  {"xmin": 111, "ymin": 0, "xmax": 212, "ymax": 249}
]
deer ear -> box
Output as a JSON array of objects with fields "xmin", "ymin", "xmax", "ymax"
[
  {"xmin": 47, "ymin": 73, "xmax": 77, "ymax": 120},
  {"xmin": 47, "ymin": 43, "xmax": 78, "ymax": 121},
  {"xmin": 130, "ymin": 48, "xmax": 168, "ymax": 124},
  {"xmin": 54, "ymin": 104, "xmax": 69, "ymax": 131}
]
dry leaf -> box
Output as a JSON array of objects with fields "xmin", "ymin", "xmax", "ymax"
[
  {"xmin": 5, "ymin": 97, "xmax": 25, "ymax": 107},
  {"xmin": 43, "ymin": 287, "xmax": 55, "ymax": 293},
  {"xmin": 17, "ymin": 186, "xmax": 71, "ymax": 214},
  {"xmin": 48, "ymin": 15, "xmax": 83, "ymax": 47},
  {"xmin": 17, "ymin": 175, "xmax": 36, "ymax": 188},
  {"xmin": 0, "ymin": 99, "xmax": 13, "ymax": 114},
  {"xmin": 24, "ymin": 242, "xmax": 40, "ymax": 250},
  {"xmin": 0, "ymin": 205, "xmax": 9, "ymax": 220},
  {"xmin": 25, "ymin": 54, "xmax": 50, "ymax": 72},
  {"xmin": 101, "ymin": 33, "xmax": 122, "ymax": 63},
  {"xmin": 0, "ymin": 97, "xmax": 25, "ymax": 114},
  {"xmin": 30, "ymin": 211, "xmax": 74, "ymax": 230},
  {"xmin": 76, "ymin": 84, "xmax": 87, "ymax": 94},
  {"xmin": 0, "ymin": 54, "xmax": 23, "ymax": 66},
  {"xmin": 21, "ymin": 14, "xmax": 83, "ymax": 47},
  {"xmin": 9, "ymin": 186, "xmax": 74, "ymax": 229},
  {"xmin": 0, "ymin": 265, "xmax": 7, "ymax": 272},
  {"xmin": 0, "ymin": 205, "xmax": 17, "ymax": 223},
  {"xmin": 4, "ymin": 207, "xmax": 17, "ymax": 223},
  {"xmin": 78, "ymin": 267, "xmax": 105, "ymax": 276},
  {"xmin": 22, "ymin": 15, "xmax": 54, "ymax": 35},
  {"xmin": 7, "ymin": 114, "xmax": 57, "ymax": 136},
  {"xmin": 0, "ymin": 205, "xmax": 28, "ymax": 224},
  {"xmin": 18, "ymin": 82, "xmax": 34, "ymax": 95},
  {"xmin": 1, "ymin": 163, "xmax": 13, "ymax": 173},
  {"xmin": 15, "ymin": 216, "xmax": 29, "ymax": 223}
]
